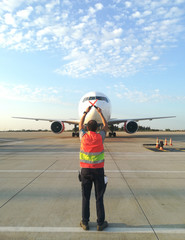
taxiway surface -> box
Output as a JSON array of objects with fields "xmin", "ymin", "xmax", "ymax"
[{"xmin": 0, "ymin": 131, "xmax": 185, "ymax": 240}]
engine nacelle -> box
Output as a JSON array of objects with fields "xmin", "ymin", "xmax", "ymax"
[
  {"xmin": 124, "ymin": 121, "xmax": 138, "ymax": 134},
  {"xmin": 51, "ymin": 121, "xmax": 65, "ymax": 134}
]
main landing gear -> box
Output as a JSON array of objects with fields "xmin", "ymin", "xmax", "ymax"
[
  {"xmin": 72, "ymin": 125, "xmax": 79, "ymax": 137},
  {"xmin": 72, "ymin": 132, "xmax": 79, "ymax": 137},
  {"xmin": 109, "ymin": 125, "xmax": 117, "ymax": 137},
  {"xmin": 109, "ymin": 132, "xmax": 116, "ymax": 137}
]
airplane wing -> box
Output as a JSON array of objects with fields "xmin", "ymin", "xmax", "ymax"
[
  {"xmin": 108, "ymin": 116, "xmax": 176, "ymax": 125},
  {"xmin": 12, "ymin": 117, "xmax": 80, "ymax": 125},
  {"xmin": 13, "ymin": 116, "xmax": 176, "ymax": 125}
]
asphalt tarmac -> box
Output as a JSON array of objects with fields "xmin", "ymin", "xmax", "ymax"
[{"xmin": 0, "ymin": 131, "xmax": 185, "ymax": 240}]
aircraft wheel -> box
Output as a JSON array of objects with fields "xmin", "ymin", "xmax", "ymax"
[
  {"xmin": 113, "ymin": 132, "xmax": 116, "ymax": 137},
  {"xmin": 109, "ymin": 132, "xmax": 112, "ymax": 137},
  {"xmin": 72, "ymin": 132, "xmax": 79, "ymax": 137}
]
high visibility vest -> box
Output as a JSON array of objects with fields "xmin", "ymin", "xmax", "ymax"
[{"xmin": 80, "ymin": 131, "xmax": 104, "ymax": 168}]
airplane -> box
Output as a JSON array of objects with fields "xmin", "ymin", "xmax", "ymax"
[{"xmin": 13, "ymin": 91, "xmax": 175, "ymax": 137}]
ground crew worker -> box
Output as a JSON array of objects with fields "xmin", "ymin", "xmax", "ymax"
[{"xmin": 79, "ymin": 105, "xmax": 108, "ymax": 231}]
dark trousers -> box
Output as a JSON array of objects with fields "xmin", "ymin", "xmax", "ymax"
[{"xmin": 81, "ymin": 168, "xmax": 106, "ymax": 225}]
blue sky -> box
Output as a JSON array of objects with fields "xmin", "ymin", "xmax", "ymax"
[{"xmin": 0, "ymin": 0, "xmax": 185, "ymax": 131}]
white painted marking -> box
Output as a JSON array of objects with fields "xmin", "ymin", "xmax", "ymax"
[
  {"xmin": 0, "ymin": 226, "xmax": 184, "ymax": 234},
  {"xmin": 120, "ymin": 170, "xmax": 185, "ymax": 173},
  {"xmin": 0, "ymin": 140, "xmax": 23, "ymax": 145},
  {"xmin": 0, "ymin": 226, "xmax": 154, "ymax": 233},
  {"xmin": 0, "ymin": 149, "xmax": 184, "ymax": 155},
  {"xmin": 0, "ymin": 170, "xmax": 78, "ymax": 173},
  {"xmin": 1, "ymin": 170, "xmax": 185, "ymax": 174},
  {"xmin": 0, "ymin": 227, "xmax": 83, "ymax": 233},
  {"xmin": 155, "ymin": 228, "xmax": 185, "ymax": 234},
  {"xmin": 0, "ymin": 139, "xmax": 23, "ymax": 142}
]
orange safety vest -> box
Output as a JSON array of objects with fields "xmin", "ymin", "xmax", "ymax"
[{"xmin": 80, "ymin": 131, "xmax": 104, "ymax": 168}]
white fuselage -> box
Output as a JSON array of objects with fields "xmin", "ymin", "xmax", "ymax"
[{"xmin": 78, "ymin": 91, "xmax": 111, "ymax": 124}]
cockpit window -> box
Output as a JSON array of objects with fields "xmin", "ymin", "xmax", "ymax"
[
  {"xmin": 83, "ymin": 96, "xmax": 109, "ymax": 103},
  {"xmin": 89, "ymin": 97, "xmax": 96, "ymax": 100}
]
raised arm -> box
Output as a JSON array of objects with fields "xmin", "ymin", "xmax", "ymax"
[
  {"xmin": 96, "ymin": 107, "xmax": 108, "ymax": 133},
  {"xmin": 79, "ymin": 106, "xmax": 92, "ymax": 131}
]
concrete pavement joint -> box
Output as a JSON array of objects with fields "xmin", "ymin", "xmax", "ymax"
[
  {"xmin": 0, "ymin": 160, "xmax": 58, "ymax": 209},
  {"xmin": 105, "ymin": 144, "xmax": 160, "ymax": 240}
]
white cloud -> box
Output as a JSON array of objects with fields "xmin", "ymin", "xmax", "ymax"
[
  {"xmin": 13, "ymin": 32, "xmax": 23, "ymax": 43},
  {"xmin": 152, "ymin": 56, "xmax": 160, "ymax": 61},
  {"xmin": 132, "ymin": 11, "xmax": 141, "ymax": 18},
  {"xmin": 0, "ymin": 24, "xmax": 8, "ymax": 32},
  {"xmin": 144, "ymin": 10, "xmax": 152, "ymax": 16},
  {"xmin": 37, "ymin": 27, "xmax": 52, "ymax": 39},
  {"xmin": 35, "ymin": 5, "xmax": 44, "ymax": 14},
  {"xmin": 88, "ymin": 3, "xmax": 103, "ymax": 16},
  {"xmin": 136, "ymin": 19, "xmax": 145, "ymax": 25},
  {"xmin": 125, "ymin": 1, "xmax": 132, "ymax": 8},
  {"xmin": 62, "ymin": 0, "xmax": 72, "ymax": 7},
  {"xmin": 164, "ymin": 6, "xmax": 184, "ymax": 18},
  {"xmin": 108, "ymin": 83, "xmax": 185, "ymax": 103},
  {"xmin": 88, "ymin": 6, "xmax": 96, "ymax": 15},
  {"xmin": 0, "ymin": 0, "xmax": 185, "ymax": 78},
  {"xmin": 4, "ymin": 13, "xmax": 16, "ymax": 26},
  {"xmin": 46, "ymin": 0, "xmax": 59, "ymax": 12},
  {"xmin": 0, "ymin": 83, "xmax": 64, "ymax": 104},
  {"xmin": 0, "ymin": 0, "xmax": 25, "ymax": 13},
  {"xmin": 101, "ymin": 28, "xmax": 123, "ymax": 41},
  {"xmin": 175, "ymin": 0, "xmax": 185, "ymax": 3},
  {"xmin": 95, "ymin": 3, "xmax": 103, "ymax": 11},
  {"xmin": 16, "ymin": 6, "xmax": 33, "ymax": 19}
]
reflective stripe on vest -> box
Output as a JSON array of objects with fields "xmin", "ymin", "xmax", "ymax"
[
  {"xmin": 80, "ymin": 131, "xmax": 104, "ymax": 168},
  {"xmin": 80, "ymin": 151, "xmax": 104, "ymax": 163}
]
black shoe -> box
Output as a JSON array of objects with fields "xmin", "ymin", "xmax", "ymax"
[
  {"xmin": 97, "ymin": 221, "xmax": 108, "ymax": 231},
  {"xmin": 80, "ymin": 221, "xmax": 89, "ymax": 230}
]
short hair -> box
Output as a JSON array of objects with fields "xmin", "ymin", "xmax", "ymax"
[{"xmin": 87, "ymin": 120, "xmax": 98, "ymax": 132}]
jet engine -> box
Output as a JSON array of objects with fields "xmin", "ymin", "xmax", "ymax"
[
  {"xmin": 124, "ymin": 121, "xmax": 138, "ymax": 134},
  {"xmin": 51, "ymin": 121, "xmax": 65, "ymax": 134}
]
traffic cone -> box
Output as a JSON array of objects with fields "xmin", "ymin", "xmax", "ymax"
[
  {"xmin": 156, "ymin": 137, "xmax": 159, "ymax": 148},
  {"xmin": 170, "ymin": 138, "xmax": 173, "ymax": 146},
  {"xmin": 164, "ymin": 138, "xmax": 168, "ymax": 146},
  {"xmin": 159, "ymin": 141, "xmax": 164, "ymax": 150}
]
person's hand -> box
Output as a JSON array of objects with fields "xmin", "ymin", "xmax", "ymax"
[
  {"xmin": 85, "ymin": 106, "xmax": 92, "ymax": 113},
  {"xmin": 96, "ymin": 107, "xmax": 102, "ymax": 114}
]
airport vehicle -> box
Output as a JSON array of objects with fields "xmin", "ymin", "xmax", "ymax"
[{"xmin": 13, "ymin": 91, "xmax": 175, "ymax": 137}]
